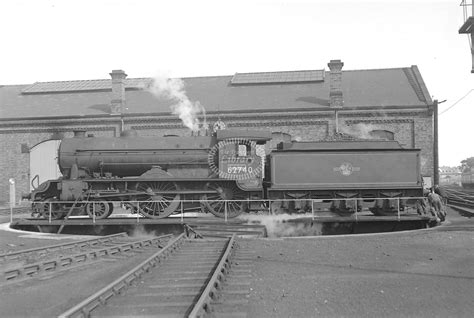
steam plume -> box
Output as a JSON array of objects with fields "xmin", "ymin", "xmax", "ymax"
[
  {"xmin": 149, "ymin": 76, "xmax": 205, "ymax": 132},
  {"xmin": 339, "ymin": 123, "xmax": 378, "ymax": 139},
  {"xmin": 238, "ymin": 213, "xmax": 322, "ymax": 238}
]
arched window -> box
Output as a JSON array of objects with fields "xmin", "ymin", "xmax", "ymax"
[{"xmin": 369, "ymin": 130, "xmax": 394, "ymax": 140}]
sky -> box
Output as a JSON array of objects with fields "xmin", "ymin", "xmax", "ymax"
[{"xmin": 0, "ymin": 0, "xmax": 473, "ymax": 167}]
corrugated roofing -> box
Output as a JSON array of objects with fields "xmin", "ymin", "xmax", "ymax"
[{"xmin": 0, "ymin": 66, "xmax": 432, "ymax": 119}]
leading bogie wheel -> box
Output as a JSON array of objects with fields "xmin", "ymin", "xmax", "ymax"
[
  {"xmin": 85, "ymin": 201, "xmax": 113, "ymax": 219},
  {"xmin": 35, "ymin": 198, "xmax": 65, "ymax": 220}
]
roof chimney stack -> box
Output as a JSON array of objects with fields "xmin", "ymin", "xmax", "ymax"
[
  {"xmin": 327, "ymin": 60, "xmax": 344, "ymax": 107},
  {"xmin": 110, "ymin": 69, "xmax": 127, "ymax": 114}
]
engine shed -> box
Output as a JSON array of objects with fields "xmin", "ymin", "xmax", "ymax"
[{"xmin": 0, "ymin": 60, "xmax": 436, "ymax": 206}]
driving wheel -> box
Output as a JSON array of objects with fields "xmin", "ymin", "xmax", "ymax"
[
  {"xmin": 202, "ymin": 182, "xmax": 248, "ymax": 218},
  {"xmin": 136, "ymin": 182, "xmax": 180, "ymax": 219}
]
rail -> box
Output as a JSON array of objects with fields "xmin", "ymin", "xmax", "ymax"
[
  {"xmin": 3, "ymin": 234, "xmax": 174, "ymax": 284},
  {"xmin": 0, "ymin": 232, "xmax": 127, "ymax": 262},
  {"xmin": 184, "ymin": 223, "xmax": 204, "ymax": 239},
  {"xmin": 58, "ymin": 233, "xmax": 186, "ymax": 318},
  {"xmin": 442, "ymin": 186, "xmax": 474, "ymax": 210},
  {"xmin": 189, "ymin": 234, "xmax": 236, "ymax": 317}
]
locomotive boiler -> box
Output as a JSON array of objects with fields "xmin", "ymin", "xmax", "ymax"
[{"xmin": 28, "ymin": 128, "xmax": 426, "ymax": 220}]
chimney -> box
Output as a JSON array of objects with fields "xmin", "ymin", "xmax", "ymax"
[
  {"xmin": 327, "ymin": 59, "xmax": 344, "ymax": 107},
  {"xmin": 110, "ymin": 69, "xmax": 127, "ymax": 114}
]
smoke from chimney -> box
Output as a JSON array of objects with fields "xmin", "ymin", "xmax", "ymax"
[{"xmin": 149, "ymin": 75, "xmax": 206, "ymax": 132}]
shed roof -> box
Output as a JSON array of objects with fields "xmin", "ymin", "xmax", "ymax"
[{"xmin": 0, "ymin": 65, "xmax": 432, "ymax": 120}]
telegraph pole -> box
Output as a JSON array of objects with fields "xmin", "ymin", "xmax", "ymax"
[{"xmin": 433, "ymin": 100, "xmax": 439, "ymax": 186}]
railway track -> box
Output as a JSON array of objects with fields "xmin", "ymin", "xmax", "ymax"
[
  {"xmin": 59, "ymin": 233, "xmax": 253, "ymax": 318},
  {"xmin": 0, "ymin": 232, "xmax": 128, "ymax": 262},
  {"xmin": 0, "ymin": 205, "xmax": 30, "ymax": 216},
  {"xmin": 1, "ymin": 233, "xmax": 174, "ymax": 286},
  {"xmin": 441, "ymin": 186, "xmax": 474, "ymax": 212}
]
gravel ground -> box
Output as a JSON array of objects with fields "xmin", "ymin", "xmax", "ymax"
[
  {"xmin": 242, "ymin": 208, "xmax": 474, "ymax": 318},
  {"xmin": 1, "ymin": 207, "xmax": 473, "ymax": 317}
]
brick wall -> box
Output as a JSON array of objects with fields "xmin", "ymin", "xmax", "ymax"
[
  {"xmin": 0, "ymin": 120, "xmax": 120, "ymax": 205},
  {"xmin": 0, "ymin": 132, "xmax": 50, "ymax": 206},
  {"xmin": 413, "ymin": 116, "xmax": 434, "ymax": 177}
]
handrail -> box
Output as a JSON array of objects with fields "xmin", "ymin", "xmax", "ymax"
[
  {"xmin": 26, "ymin": 196, "xmax": 431, "ymax": 225},
  {"xmin": 31, "ymin": 174, "xmax": 39, "ymax": 190}
]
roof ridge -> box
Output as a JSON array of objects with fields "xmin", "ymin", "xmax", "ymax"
[
  {"xmin": 8, "ymin": 67, "xmax": 420, "ymax": 85},
  {"xmin": 342, "ymin": 66, "xmax": 408, "ymax": 72},
  {"xmin": 39, "ymin": 78, "xmax": 110, "ymax": 83},
  {"xmin": 31, "ymin": 77, "xmax": 154, "ymax": 84},
  {"xmin": 178, "ymin": 74, "xmax": 233, "ymax": 80}
]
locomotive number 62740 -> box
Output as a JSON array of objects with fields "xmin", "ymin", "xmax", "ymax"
[{"xmin": 227, "ymin": 165, "xmax": 253, "ymax": 174}]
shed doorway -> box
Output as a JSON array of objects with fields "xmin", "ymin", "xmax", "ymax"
[{"xmin": 29, "ymin": 140, "xmax": 62, "ymax": 191}]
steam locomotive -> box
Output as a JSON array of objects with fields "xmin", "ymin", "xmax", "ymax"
[{"xmin": 28, "ymin": 128, "xmax": 425, "ymax": 219}]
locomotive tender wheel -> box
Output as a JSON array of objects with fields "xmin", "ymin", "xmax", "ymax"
[
  {"xmin": 202, "ymin": 182, "xmax": 247, "ymax": 218},
  {"xmin": 36, "ymin": 199, "xmax": 65, "ymax": 220},
  {"xmin": 136, "ymin": 182, "xmax": 180, "ymax": 219},
  {"xmin": 370, "ymin": 199, "xmax": 400, "ymax": 216},
  {"xmin": 85, "ymin": 201, "xmax": 112, "ymax": 219}
]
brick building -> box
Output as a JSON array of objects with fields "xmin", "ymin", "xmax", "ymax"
[
  {"xmin": 439, "ymin": 166, "xmax": 462, "ymax": 186},
  {"xmin": 0, "ymin": 60, "xmax": 435, "ymax": 205}
]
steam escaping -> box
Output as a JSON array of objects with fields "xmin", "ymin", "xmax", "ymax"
[
  {"xmin": 129, "ymin": 225, "xmax": 162, "ymax": 239},
  {"xmin": 149, "ymin": 75, "xmax": 206, "ymax": 132},
  {"xmin": 238, "ymin": 213, "xmax": 323, "ymax": 237},
  {"xmin": 339, "ymin": 123, "xmax": 378, "ymax": 139}
]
